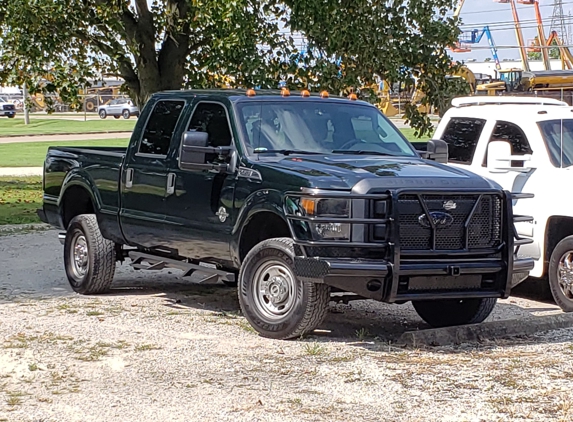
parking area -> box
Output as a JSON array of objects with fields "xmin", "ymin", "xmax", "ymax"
[{"xmin": 0, "ymin": 229, "xmax": 572, "ymax": 421}]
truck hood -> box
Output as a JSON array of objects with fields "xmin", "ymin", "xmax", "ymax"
[{"xmin": 255, "ymin": 155, "xmax": 500, "ymax": 191}]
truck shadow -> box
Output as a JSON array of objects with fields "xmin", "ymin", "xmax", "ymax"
[{"xmin": 106, "ymin": 271, "xmax": 564, "ymax": 345}]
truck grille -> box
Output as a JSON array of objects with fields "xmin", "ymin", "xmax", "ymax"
[{"xmin": 397, "ymin": 194, "xmax": 502, "ymax": 251}]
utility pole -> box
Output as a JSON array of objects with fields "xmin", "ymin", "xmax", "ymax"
[
  {"xmin": 23, "ymin": 83, "xmax": 30, "ymax": 125},
  {"xmin": 550, "ymin": 0, "xmax": 570, "ymax": 46}
]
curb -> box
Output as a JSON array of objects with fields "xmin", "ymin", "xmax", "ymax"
[
  {"xmin": 0, "ymin": 223, "xmax": 51, "ymax": 234},
  {"xmin": 0, "ymin": 130, "xmax": 132, "ymax": 138},
  {"xmin": 398, "ymin": 313, "xmax": 573, "ymax": 347}
]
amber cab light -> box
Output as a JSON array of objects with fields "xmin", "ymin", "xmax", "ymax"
[
  {"xmin": 348, "ymin": 93, "xmax": 358, "ymax": 101},
  {"xmin": 281, "ymin": 87, "xmax": 290, "ymax": 97},
  {"xmin": 319, "ymin": 90, "xmax": 329, "ymax": 98},
  {"xmin": 301, "ymin": 89, "xmax": 310, "ymax": 97},
  {"xmin": 246, "ymin": 88, "xmax": 256, "ymax": 97}
]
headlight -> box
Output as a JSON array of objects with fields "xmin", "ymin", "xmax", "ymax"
[
  {"xmin": 300, "ymin": 198, "xmax": 350, "ymax": 217},
  {"xmin": 299, "ymin": 197, "xmax": 351, "ymax": 241}
]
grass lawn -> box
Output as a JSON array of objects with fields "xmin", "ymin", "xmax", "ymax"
[
  {"xmin": 0, "ymin": 118, "xmax": 135, "ymax": 136},
  {"xmin": 0, "ymin": 176, "xmax": 42, "ymax": 225},
  {"xmin": 399, "ymin": 128, "xmax": 432, "ymax": 143},
  {"xmin": 0, "ymin": 138, "xmax": 129, "ymax": 167}
]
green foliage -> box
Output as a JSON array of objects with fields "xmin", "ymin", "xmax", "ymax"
[{"xmin": 1, "ymin": 0, "xmax": 464, "ymax": 135}]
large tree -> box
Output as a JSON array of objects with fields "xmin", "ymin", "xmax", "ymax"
[{"xmin": 0, "ymin": 0, "xmax": 465, "ymax": 135}]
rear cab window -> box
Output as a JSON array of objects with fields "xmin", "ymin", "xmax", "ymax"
[{"xmin": 138, "ymin": 100, "xmax": 185, "ymax": 156}]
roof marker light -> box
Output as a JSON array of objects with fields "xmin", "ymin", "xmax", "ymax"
[
  {"xmin": 319, "ymin": 90, "xmax": 329, "ymax": 98},
  {"xmin": 301, "ymin": 89, "xmax": 310, "ymax": 97},
  {"xmin": 281, "ymin": 87, "xmax": 290, "ymax": 97},
  {"xmin": 348, "ymin": 92, "xmax": 358, "ymax": 101},
  {"xmin": 246, "ymin": 88, "xmax": 256, "ymax": 97}
]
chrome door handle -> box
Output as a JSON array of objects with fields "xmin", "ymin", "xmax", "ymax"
[
  {"xmin": 166, "ymin": 172, "xmax": 176, "ymax": 195},
  {"xmin": 125, "ymin": 168, "xmax": 134, "ymax": 188}
]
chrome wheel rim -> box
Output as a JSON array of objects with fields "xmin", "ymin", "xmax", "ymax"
[
  {"xmin": 558, "ymin": 251, "xmax": 573, "ymax": 300},
  {"xmin": 252, "ymin": 259, "xmax": 297, "ymax": 322},
  {"xmin": 70, "ymin": 232, "xmax": 89, "ymax": 279}
]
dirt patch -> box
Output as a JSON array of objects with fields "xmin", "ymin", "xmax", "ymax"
[{"xmin": 0, "ymin": 230, "xmax": 572, "ymax": 421}]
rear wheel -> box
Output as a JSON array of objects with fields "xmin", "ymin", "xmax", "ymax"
[
  {"xmin": 548, "ymin": 236, "xmax": 573, "ymax": 312},
  {"xmin": 114, "ymin": 115, "xmax": 120, "ymax": 119},
  {"xmin": 99, "ymin": 109, "xmax": 107, "ymax": 119},
  {"xmin": 7, "ymin": 114, "xmax": 15, "ymax": 118},
  {"xmin": 238, "ymin": 238, "xmax": 330, "ymax": 339},
  {"xmin": 64, "ymin": 214, "xmax": 116, "ymax": 294},
  {"xmin": 412, "ymin": 297, "xmax": 497, "ymax": 328}
]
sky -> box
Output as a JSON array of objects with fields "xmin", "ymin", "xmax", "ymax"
[{"xmin": 449, "ymin": 0, "xmax": 573, "ymax": 62}]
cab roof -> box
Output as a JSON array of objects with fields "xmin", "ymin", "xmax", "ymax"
[{"xmin": 153, "ymin": 89, "xmax": 372, "ymax": 105}]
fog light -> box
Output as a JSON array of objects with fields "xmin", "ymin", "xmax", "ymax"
[{"xmin": 311, "ymin": 222, "xmax": 350, "ymax": 240}]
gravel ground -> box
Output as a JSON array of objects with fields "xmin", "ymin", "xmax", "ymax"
[{"xmin": 1, "ymin": 229, "xmax": 572, "ymax": 422}]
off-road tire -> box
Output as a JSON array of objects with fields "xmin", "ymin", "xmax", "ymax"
[
  {"xmin": 412, "ymin": 297, "xmax": 497, "ymax": 328},
  {"xmin": 99, "ymin": 109, "xmax": 107, "ymax": 119},
  {"xmin": 548, "ymin": 235, "xmax": 573, "ymax": 312},
  {"xmin": 122, "ymin": 109, "xmax": 130, "ymax": 119},
  {"xmin": 238, "ymin": 238, "xmax": 330, "ymax": 339},
  {"xmin": 64, "ymin": 214, "xmax": 116, "ymax": 294}
]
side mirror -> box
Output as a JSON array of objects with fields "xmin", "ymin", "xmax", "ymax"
[
  {"xmin": 487, "ymin": 140, "xmax": 532, "ymax": 173},
  {"xmin": 180, "ymin": 131, "xmax": 209, "ymax": 165},
  {"xmin": 179, "ymin": 130, "xmax": 235, "ymax": 173},
  {"xmin": 425, "ymin": 139, "xmax": 448, "ymax": 164}
]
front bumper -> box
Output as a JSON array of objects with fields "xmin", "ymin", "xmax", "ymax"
[
  {"xmin": 294, "ymin": 255, "xmax": 534, "ymax": 302},
  {"xmin": 2, "ymin": 110, "xmax": 15, "ymax": 117},
  {"xmin": 286, "ymin": 188, "xmax": 535, "ymax": 302}
]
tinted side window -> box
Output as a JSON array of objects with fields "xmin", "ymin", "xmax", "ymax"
[
  {"xmin": 139, "ymin": 100, "xmax": 185, "ymax": 156},
  {"xmin": 441, "ymin": 118, "xmax": 486, "ymax": 164},
  {"xmin": 188, "ymin": 103, "xmax": 232, "ymax": 147},
  {"xmin": 484, "ymin": 121, "xmax": 532, "ymax": 167}
]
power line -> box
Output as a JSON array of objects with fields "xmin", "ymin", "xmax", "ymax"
[{"xmin": 450, "ymin": 0, "xmax": 573, "ymax": 16}]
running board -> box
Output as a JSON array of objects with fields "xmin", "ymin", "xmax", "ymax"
[{"xmin": 128, "ymin": 251, "xmax": 235, "ymax": 283}]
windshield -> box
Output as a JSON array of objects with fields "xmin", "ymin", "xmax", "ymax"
[
  {"xmin": 235, "ymin": 101, "xmax": 417, "ymax": 157},
  {"xmin": 538, "ymin": 119, "xmax": 573, "ymax": 168},
  {"xmin": 0, "ymin": 97, "xmax": 7, "ymax": 103}
]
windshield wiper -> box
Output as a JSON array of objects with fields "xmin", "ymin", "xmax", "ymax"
[
  {"xmin": 331, "ymin": 150, "xmax": 397, "ymax": 157},
  {"xmin": 253, "ymin": 149, "xmax": 322, "ymax": 155}
]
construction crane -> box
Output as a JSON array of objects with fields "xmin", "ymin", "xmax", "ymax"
[
  {"xmin": 494, "ymin": 0, "xmax": 530, "ymax": 71},
  {"xmin": 456, "ymin": 26, "xmax": 502, "ymax": 70}
]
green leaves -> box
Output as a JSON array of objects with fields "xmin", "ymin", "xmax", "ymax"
[{"xmin": 1, "ymin": 0, "xmax": 466, "ymax": 135}]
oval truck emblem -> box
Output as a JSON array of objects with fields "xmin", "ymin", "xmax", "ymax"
[
  {"xmin": 215, "ymin": 206, "xmax": 229, "ymax": 223},
  {"xmin": 418, "ymin": 211, "xmax": 454, "ymax": 229}
]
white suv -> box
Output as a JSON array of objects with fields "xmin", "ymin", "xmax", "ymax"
[
  {"xmin": 0, "ymin": 97, "xmax": 16, "ymax": 118},
  {"xmin": 98, "ymin": 98, "xmax": 139, "ymax": 119},
  {"xmin": 432, "ymin": 96, "xmax": 573, "ymax": 311}
]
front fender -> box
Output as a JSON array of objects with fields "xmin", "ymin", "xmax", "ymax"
[{"xmin": 230, "ymin": 188, "xmax": 288, "ymax": 266}]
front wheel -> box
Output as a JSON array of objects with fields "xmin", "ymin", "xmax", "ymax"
[
  {"xmin": 412, "ymin": 297, "xmax": 497, "ymax": 328},
  {"xmin": 63, "ymin": 214, "xmax": 116, "ymax": 294},
  {"xmin": 238, "ymin": 238, "xmax": 330, "ymax": 339},
  {"xmin": 99, "ymin": 109, "xmax": 107, "ymax": 119},
  {"xmin": 7, "ymin": 114, "xmax": 15, "ymax": 118},
  {"xmin": 122, "ymin": 109, "xmax": 130, "ymax": 119},
  {"xmin": 548, "ymin": 235, "xmax": 573, "ymax": 312}
]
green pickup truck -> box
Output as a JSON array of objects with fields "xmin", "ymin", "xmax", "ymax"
[{"xmin": 38, "ymin": 89, "xmax": 533, "ymax": 339}]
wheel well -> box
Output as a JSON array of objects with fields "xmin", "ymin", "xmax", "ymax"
[
  {"xmin": 545, "ymin": 216, "xmax": 573, "ymax": 265},
  {"xmin": 62, "ymin": 186, "xmax": 95, "ymax": 228},
  {"xmin": 239, "ymin": 212, "xmax": 290, "ymax": 262}
]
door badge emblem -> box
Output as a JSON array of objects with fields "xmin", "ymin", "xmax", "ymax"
[{"xmin": 216, "ymin": 206, "xmax": 229, "ymax": 223}]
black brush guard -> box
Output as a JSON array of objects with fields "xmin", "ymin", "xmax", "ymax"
[{"xmin": 286, "ymin": 189, "xmax": 534, "ymax": 303}]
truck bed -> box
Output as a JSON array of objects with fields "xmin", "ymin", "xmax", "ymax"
[{"xmin": 41, "ymin": 146, "xmax": 127, "ymax": 232}]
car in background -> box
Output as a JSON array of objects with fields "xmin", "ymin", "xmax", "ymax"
[
  {"xmin": 98, "ymin": 98, "xmax": 139, "ymax": 119},
  {"xmin": 0, "ymin": 97, "xmax": 16, "ymax": 118}
]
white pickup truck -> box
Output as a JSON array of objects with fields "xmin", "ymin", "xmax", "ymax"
[
  {"xmin": 427, "ymin": 96, "xmax": 573, "ymax": 312},
  {"xmin": 0, "ymin": 96, "xmax": 16, "ymax": 118}
]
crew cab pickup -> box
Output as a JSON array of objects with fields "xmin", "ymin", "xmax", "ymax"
[
  {"xmin": 38, "ymin": 89, "xmax": 533, "ymax": 339},
  {"xmin": 428, "ymin": 96, "xmax": 573, "ymax": 312}
]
